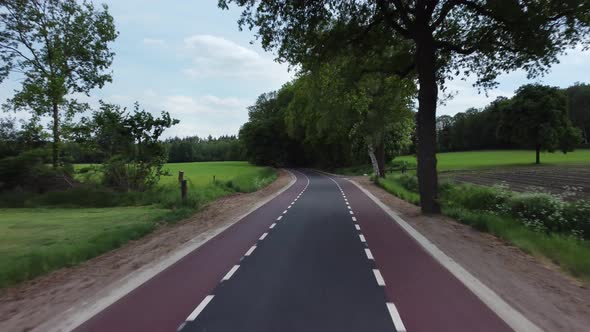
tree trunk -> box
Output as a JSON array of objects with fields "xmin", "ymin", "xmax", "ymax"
[
  {"xmin": 535, "ymin": 145, "xmax": 540, "ymax": 164},
  {"xmin": 376, "ymin": 140, "xmax": 386, "ymax": 178},
  {"xmin": 415, "ymin": 30, "xmax": 441, "ymax": 214},
  {"xmin": 52, "ymin": 101, "xmax": 59, "ymax": 168},
  {"xmin": 367, "ymin": 143, "xmax": 380, "ymax": 177}
]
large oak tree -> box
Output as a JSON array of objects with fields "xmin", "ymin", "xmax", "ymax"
[{"xmin": 219, "ymin": 0, "xmax": 590, "ymax": 213}]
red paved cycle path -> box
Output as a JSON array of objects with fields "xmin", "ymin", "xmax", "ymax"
[{"xmin": 331, "ymin": 174, "xmax": 513, "ymax": 332}]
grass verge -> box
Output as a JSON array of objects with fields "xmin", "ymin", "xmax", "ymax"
[
  {"xmin": 374, "ymin": 175, "xmax": 590, "ymax": 283},
  {"xmin": 0, "ymin": 164, "xmax": 278, "ymax": 288}
]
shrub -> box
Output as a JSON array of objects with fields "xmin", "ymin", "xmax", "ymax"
[
  {"xmin": 396, "ymin": 173, "xmax": 419, "ymax": 192},
  {"xmin": 441, "ymin": 183, "xmax": 511, "ymax": 212},
  {"xmin": 561, "ymin": 200, "xmax": 590, "ymax": 239},
  {"xmin": 506, "ymin": 192, "xmax": 565, "ymax": 233},
  {"xmin": 0, "ymin": 149, "xmax": 74, "ymax": 192}
]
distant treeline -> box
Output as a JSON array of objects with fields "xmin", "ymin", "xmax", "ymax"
[
  {"xmin": 164, "ymin": 135, "xmax": 245, "ymax": 163},
  {"xmin": 437, "ymin": 83, "xmax": 590, "ymax": 152}
]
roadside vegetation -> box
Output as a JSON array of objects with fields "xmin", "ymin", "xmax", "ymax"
[
  {"xmin": 376, "ymin": 172, "xmax": 590, "ymax": 283},
  {"xmin": 0, "ymin": 162, "xmax": 276, "ymax": 288}
]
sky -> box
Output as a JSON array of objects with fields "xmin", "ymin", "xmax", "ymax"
[{"xmin": 2, "ymin": 1, "xmax": 590, "ymax": 139}]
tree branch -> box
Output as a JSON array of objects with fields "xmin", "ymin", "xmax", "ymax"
[{"xmin": 431, "ymin": 0, "xmax": 461, "ymax": 30}]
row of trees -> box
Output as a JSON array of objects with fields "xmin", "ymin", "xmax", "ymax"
[
  {"xmin": 239, "ymin": 54, "xmax": 416, "ymax": 176},
  {"xmin": 165, "ymin": 135, "xmax": 245, "ymax": 163},
  {"xmin": 220, "ymin": 0, "xmax": 590, "ymax": 213},
  {"xmin": 437, "ymin": 83, "xmax": 587, "ymax": 163}
]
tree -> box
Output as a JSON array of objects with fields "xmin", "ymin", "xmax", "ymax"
[
  {"xmin": 0, "ymin": 0, "xmax": 118, "ymax": 167},
  {"xmin": 565, "ymin": 83, "xmax": 590, "ymax": 143},
  {"xmin": 499, "ymin": 84, "xmax": 581, "ymax": 164},
  {"xmin": 81, "ymin": 102, "xmax": 179, "ymax": 191},
  {"xmin": 219, "ymin": 0, "xmax": 590, "ymax": 213},
  {"xmin": 240, "ymin": 90, "xmax": 302, "ymax": 166}
]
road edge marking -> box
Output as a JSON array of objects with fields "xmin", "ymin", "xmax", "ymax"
[
  {"xmin": 347, "ymin": 178, "xmax": 544, "ymax": 332},
  {"xmin": 41, "ymin": 170, "xmax": 299, "ymax": 332}
]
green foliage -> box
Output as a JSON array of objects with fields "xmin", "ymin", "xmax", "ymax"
[
  {"xmin": 0, "ymin": 148, "xmax": 75, "ymax": 192},
  {"xmin": 441, "ymin": 183, "xmax": 511, "ymax": 212},
  {"xmin": 376, "ymin": 175, "xmax": 420, "ymax": 205},
  {"xmin": 165, "ymin": 135, "xmax": 245, "ymax": 163},
  {"xmin": 220, "ymin": 0, "xmax": 590, "ymax": 212},
  {"xmin": 0, "ymin": 207, "xmax": 166, "ymax": 288},
  {"xmin": 443, "ymin": 207, "xmax": 590, "ymax": 283},
  {"xmin": 0, "ymin": 0, "xmax": 118, "ymax": 166},
  {"xmin": 379, "ymin": 172, "xmax": 590, "ymax": 240},
  {"xmin": 0, "ymin": 162, "xmax": 278, "ymax": 288},
  {"xmin": 239, "ymin": 90, "xmax": 303, "ymax": 166},
  {"xmin": 499, "ymin": 84, "xmax": 582, "ymax": 163},
  {"xmin": 566, "ymin": 83, "xmax": 590, "ymax": 143},
  {"xmin": 76, "ymin": 102, "xmax": 179, "ymax": 191}
]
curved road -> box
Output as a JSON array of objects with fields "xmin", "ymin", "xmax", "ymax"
[{"xmin": 75, "ymin": 169, "xmax": 514, "ymax": 332}]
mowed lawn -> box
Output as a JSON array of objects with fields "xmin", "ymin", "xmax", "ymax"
[
  {"xmin": 1, "ymin": 161, "xmax": 276, "ymax": 288},
  {"xmin": 161, "ymin": 161, "xmax": 271, "ymax": 186},
  {"xmin": 0, "ymin": 207, "xmax": 167, "ymax": 288},
  {"xmin": 396, "ymin": 149, "xmax": 590, "ymax": 171}
]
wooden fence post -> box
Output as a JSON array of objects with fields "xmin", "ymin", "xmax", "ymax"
[
  {"xmin": 178, "ymin": 170, "xmax": 184, "ymax": 183},
  {"xmin": 181, "ymin": 179, "xmax": 187, "ymax": 201}
]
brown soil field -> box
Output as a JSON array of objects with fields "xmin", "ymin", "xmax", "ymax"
[{"xmin": 445, "ymin": 165, "xmax": 590, "ymax": 200}]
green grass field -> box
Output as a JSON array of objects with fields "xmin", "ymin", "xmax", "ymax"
[
  {"xmin": 0, "ymin": 161, "xmax": 276, "ymax": 288},
  {"xmin": 0, "ymin": 207, "xmax": 167, "ymax": 288},
  {"xmin": 161, "ymin": 161, "xmax": 272, "ymax": 186},
  {"xmin": 396, "ymin": 149, "xmax": 590, "ymax": 171}
]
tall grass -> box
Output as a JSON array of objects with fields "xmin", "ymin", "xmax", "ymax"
[
  {"xmin": 444, "ymin": 207, "xmax": 590, "ymax": 283},
  {"xmin": 376, "ymin": 174, "xmax": 590, "ymax": 283}
]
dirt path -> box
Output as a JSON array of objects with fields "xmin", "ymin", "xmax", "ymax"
[
  {"xmin": 0, "ymin": 170, "xmax": 291, "ymax": 332},
  {"xmin": 353, "ymin": 176, "xmax": 590, "ymax": 332}
]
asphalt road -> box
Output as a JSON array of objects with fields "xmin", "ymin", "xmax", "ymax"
[{"xmin": 75, "ymin": 170, "xmax": 514, "ymax": 332}]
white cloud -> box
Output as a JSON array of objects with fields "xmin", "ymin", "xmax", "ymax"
[
  {"xmin": 161, "ymin": 94, "xmax": 249, "ymax": 115},
  {"xmin": 182, "ymin": 34, "xmax": 292, "ymax": 84},
  {"xmin": 155, "ymin": 94, "xmax": 250, "ymax": 138}
]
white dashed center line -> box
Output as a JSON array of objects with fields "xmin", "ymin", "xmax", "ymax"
[
  {"xmin": 359, "ymin": 234, "xmax": 366, "ymax": 242},
  {"xmin": 259, "ymin": 233, "xmax": 268, "ymax": 240},
  {"xmin": 283, "ymin": 210, "xmax": 288, "ymax": 214},
  {"xmin": 373, "ymin": 269, "xmax": 386, "ymax": 286},
  {"xmin": 352, "ymin": 216, "xmax": 357, "ymax": 222},
  {"xmin": 349, "ymin": 211, "xmax": 354, "ymax": 215},
  {"xmin": 386, "ymin": 303, "xmax": 407, "ymax": 332},
  {"xmin": 222, "ymin": 265, "xmax": 240, "ymax": 281},
  {"xmin": 245, "ymin": 245, "xmax": 256, "ymax": 256},
  {"xmin": 277, "ymin": 216, "xmax": 283, "ymax": 221},
  {"xmin": 355, "ymin": 224, "xmax": 361, "ymax": 230},
  {"xmin": 186, "ymin": 295, "xmax": 214, "ymax": 321},
  {"xmin": 269, "ymin": 223, "xmax": 276, "ymax": 229},
  {"xmin": 365, "ymin": 248, "xmax": 374, "ymax": 260}
]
